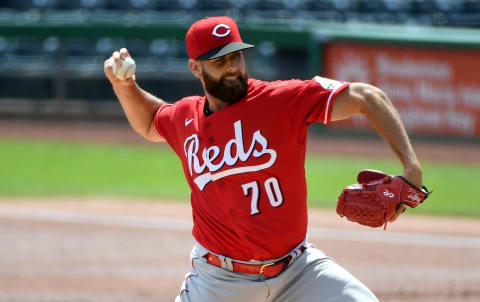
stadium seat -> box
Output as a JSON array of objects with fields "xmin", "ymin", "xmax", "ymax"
[
  {"xmin": 100, "ymin": 0, "xmax": 132, "ymax": 10},
  {"xmin": 433, "ymin": 0, "xmax": 463, "ymax": 12},
  {"xmin": 0, "ymin": 37, "xmax": 15, "ymax": 55},
  {"xmin": 198, "ymin": 0, "xmax": 229, "ymax": 10},
  {"xmin": 149, "ymin": 39, "xmax": 167, "ymax": 56},
  {"xmin": 382, "ymin": 0, "xmax": 411, "ymax": 12},
  {"xmin": 79, "ymin": 0, "xmax": 102, "ymax": 9},
  {"xmin": 447, "ymin": 12, "xmax": 480, "ymax": 26},
  {"xmin": 129, "ymin": 0, "xmax": 151, "ymax": 9},
  {"xmin": 42, "ymin": 36, "xmax": 60, "ymax": 54},
  {"xmin": 295, "ymin": 9, "xmax": 343, "ymax": 22},
  {"xmin": 150, "ymin": 0, "xmax": 179, "ymax": 10},
  {"xmin": 13, "ymin": 38, "xmax": 44, "ymax": 56},
  {"xmin": 125, "ymin": 39, "xmax": 151, "ymax": 57},
  {"xmin": 225, "ymin": 0, "xmax": 246, "ymax": 9},
  {"xmin": 355, "ymin": 0, "xmax": 387, "ymax": 12},
  {"xmin": 409, "ymin": 0, "xmax": 435, "ymax": 14},
  {"xmin": 178, "ymin": 0, "xmax": 199, "ymax": 10},
  {"xmin": 53, "ymin": 0, "xmax": 83, "ymax": 10},
  {"xmin": 281, "ymin": 0, "xmax": 306, "ymax": 11},
  {"xmin": 331, "ymin": 0, "xmax": 354, "ymax": 10},
  {"xmin": 65, "ymin": 38, "xmax": 97, "ymax": 57},
  {"xmin": 31, "ymin": 0, "xmax": 55, "ymax": 9},
  {"xmin": 96, "ymin": 37, "xmax": 132, "ymax": 58},
  {"xmin": 255, "ymin": 0, "xmax": 286, "ymax": 11},
  {"xmin": 462, "ymin": 0, "xmax": 480, "ymax": 13},
  {"xmin": 5, "ymin": 0, "xmax": 33, "ymax": 10},
  {"xmin": 305, "ymin": 0, "xmax": 336, "ymax": 11}
]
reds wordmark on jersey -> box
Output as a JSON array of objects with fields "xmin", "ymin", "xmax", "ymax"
[{"xmin": 154, "ymin": 77, "xmax": 349, "ymax": 261}]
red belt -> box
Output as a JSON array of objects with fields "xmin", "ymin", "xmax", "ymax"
[{"xmin": 205, "ymin": 246, "xmax": 305, "ymax": 278}]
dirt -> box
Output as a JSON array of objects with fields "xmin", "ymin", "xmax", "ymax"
[{"xmin": 0, "ymin": 199, "xmax": 479, "ymax": 302}]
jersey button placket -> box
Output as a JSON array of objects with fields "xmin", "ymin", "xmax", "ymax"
[{"xmin": 205, "ymin": 122, "xmax": 213, "ymax": 143}]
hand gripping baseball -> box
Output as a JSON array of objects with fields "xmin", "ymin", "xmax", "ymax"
[
  {"xmin": 104, "ymin": 48, "xmax": 136, "ymax": 83},
  {"xmin": 336, "ymin": 170, "xmax": 431, "ymax": 229}
]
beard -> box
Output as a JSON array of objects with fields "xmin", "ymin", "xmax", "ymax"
[{"xmin": 202, "ymin": 67, "xmax": 249, "ymax": 104}]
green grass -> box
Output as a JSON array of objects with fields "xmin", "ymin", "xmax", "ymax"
[
  {"xmin": 1, "ymin": 139, "xmax": 479, "ymax": 217},
  {"xmin": 0, "ymin": 139, "xmax": 189, "ymax": 200}
]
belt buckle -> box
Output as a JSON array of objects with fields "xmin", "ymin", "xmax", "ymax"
[{"xmin": 259, "ymin": 262, "xmax": 275, "ymax": 276}]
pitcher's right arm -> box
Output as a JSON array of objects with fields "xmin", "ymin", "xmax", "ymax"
[{"xmin": 104, "ymin": 48, "xmax": 165, "ymax": 142}]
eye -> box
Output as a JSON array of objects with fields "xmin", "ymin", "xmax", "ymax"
[{"xmin": 213, "ymin": 57, "xmax": 224, "ymax": 65}]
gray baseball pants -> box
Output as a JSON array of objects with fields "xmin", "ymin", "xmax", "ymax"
[{"xmin": 175, "ymin": 241, "xmax": 379, "ymax": 302}]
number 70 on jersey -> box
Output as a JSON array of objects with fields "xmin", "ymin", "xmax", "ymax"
[{"xmin": 241, "ymin": 177, "xmax": 284, "ymax": 215}]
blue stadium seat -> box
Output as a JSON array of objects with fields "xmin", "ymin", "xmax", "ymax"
[
  {"xmin": 150, "ymin": 0, "xmax": 178, "ymax": 10},
  {"xmin": 198, "ymin": 0, "xmax": 229, "ymax": 10},
  {"xmin": 409, "ymin": 0, "xmax": 435, "ymax": 14},
  {"xmin": 125, "ymin": 39, "xmax": 151, "ymax": 57},
  {"xmin": 447, "ymin": 12, "xmax": 480, "ymax": 26},
  {"xmin": 355, "ymin": 0, "xmax": 387, "ymax": 12},
  {"xmin": 383, "ymin": 0, "xmax": 411, "ymax": 12},
  {"xmin": 227, "ymin": 0, "xmax": 259, "ymax": 10},
  {"xmin": 149, "ymin": 39, "xmax": 172, "ymax": 57},
  {"xmin": 331, "ymin": 0, "xmax": 354, "ymax": 10},
  {"xmin": 129, "ymin": 0, "xmax": 152, "ymax": 10},
  {"xmin": 53, "ymin": 0, "xmax": 83, "ymax": 10},
  {"xmin": 0, "ymin": 37, "xmax": 16, "ymax": 55},
  {"xmin": 96, "ymin": 37, "xmax": 120, "ymax": 57},
  {"xmin": 255, "ymin": 0, "xmax": 286, "ymax": 10},
  {"xmin": 305, "ymin": 0, "xmax": 336, "ymax": 11},
  {"xmin": 9, "ymin": 38, "xmax": 43, "ymax": 55},
  {"xmin": 281, "ymin": 0, "xmax": 306, "ymax": 11},
  {"xmin": 42, "ymin": 36, "xmax": 60, "ymax": 54},
  {"xmin": 65, "ymin": 38, "xmax": 97, "ymax": 57},
  {"xmin": 433, "ymin": 0, "xmax": 463, "ymax": 12},
  {"xmin": 79, "ymin": 0, "xmax": 102, "ymax": 9},
  {"xmin": 5, "ymin": 0, "xmax": 33, "ymax": 10},
  {"xmin": 178, "ymin": 0, "xmax": 199, "ymax": 10},
  {"xmin": 397, "ymin": 12, "xmax": 433, "ymax": 25},
  {"xmin": 100, "ymin": 0, "xmax": 132, "ymax": 10},
  {"xmin": 295, "ymin": 9, "xmax": 343, "ymax": 22},
  {"xmin": 462, "ymin": 0, "xmax": 480, "ymax": 13},
  {"xmin": 31, "ymin": 0, "xmax": 55, "ymax": 9}
]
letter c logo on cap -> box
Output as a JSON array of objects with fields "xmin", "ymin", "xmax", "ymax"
[{"xmin": 212, "ymin": 24, "xmax": 231, "ymax": 38}]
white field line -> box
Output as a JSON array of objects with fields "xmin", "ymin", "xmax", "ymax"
[{"xmin": 1, "ymin": 208, "xmax": 480, "ymax": 249}]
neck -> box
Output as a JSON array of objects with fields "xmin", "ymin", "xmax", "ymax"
[{"xmin": 205, "ymin": 92, "xmax": 230, "ymax": 112}]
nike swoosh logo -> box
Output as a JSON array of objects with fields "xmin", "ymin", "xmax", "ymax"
[{"xmin": 185, "ymin": 118, "xmax": 194, "ymax": 126}]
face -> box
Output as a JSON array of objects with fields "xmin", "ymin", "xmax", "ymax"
[{"xmin": 199, "ymin": 51, "xmax": 249, "ymax": 104}]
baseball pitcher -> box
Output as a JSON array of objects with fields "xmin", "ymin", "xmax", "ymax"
[{"xmin": 104, "ymin": 16, "xmax": 429, "ymax": 302}]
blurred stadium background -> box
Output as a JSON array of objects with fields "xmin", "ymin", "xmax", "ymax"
[{"xmin": 0, "ymin": 0, "xmax": 479, "ymax": 141}]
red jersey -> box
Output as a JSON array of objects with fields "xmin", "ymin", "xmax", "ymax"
[{"xmin": 154, "ymin": 76, "xmax": 349, "ymax": 261}]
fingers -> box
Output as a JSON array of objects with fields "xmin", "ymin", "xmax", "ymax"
[
  {"xmin": 390, "ymin": 204, "xmax": 407, "ymax": 222},
  {"xmin": 119, "ymin": 48, "xmax": 130, "ymax": 59},
  {"xmin": 104, "ymin": 57, "xmax": 115, "ymax": 77},
  {"xmin": 104, "ymin": 48, "xmax": 134, "ymax": 83}
]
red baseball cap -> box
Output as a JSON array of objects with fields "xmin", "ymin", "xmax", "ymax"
[{"xmin": 186, "ymin": 16, "xmax": 254, "ymax": 60}]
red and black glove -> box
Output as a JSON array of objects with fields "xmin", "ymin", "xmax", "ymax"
[{"xmin": 336, "ymin": 170, "xmax": 430, "ymax": 229}]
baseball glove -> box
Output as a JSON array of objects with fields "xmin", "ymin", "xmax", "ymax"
[{"xmin": 336, "ymin": 170, "xmax": 430, "ymax": 229}]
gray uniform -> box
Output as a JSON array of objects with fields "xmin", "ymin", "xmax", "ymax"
[{"xmin": 175, "ymin": 241, "xmax": 379, "ymax": 302}]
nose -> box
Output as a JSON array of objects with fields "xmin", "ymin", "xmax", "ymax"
[
  {"xmin": 224, "ymin": 53, "xmax": 242, "ymax": 75},
  {"xmin": 225, "ymin": 59, "xmax": 240, "ymax": 75}
]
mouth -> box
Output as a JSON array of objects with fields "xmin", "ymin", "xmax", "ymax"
[{"xmin": 223, "ymin": 75, "xmax": 241, "ymax": 84}]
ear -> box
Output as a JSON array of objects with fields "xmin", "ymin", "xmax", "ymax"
[{"xmin": 188, "ymin": 59, "xmax": 201, "ymax": 79}]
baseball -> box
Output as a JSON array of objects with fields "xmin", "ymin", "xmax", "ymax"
[{"xmin": 112, "ymin": 56, "xmax": 136, "ymax": 80}]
